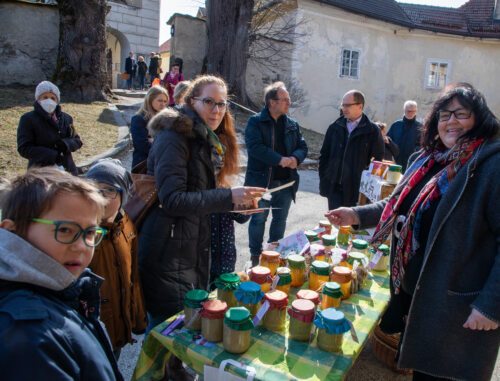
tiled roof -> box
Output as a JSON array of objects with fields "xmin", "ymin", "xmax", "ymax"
[{"xmin": 159, "ymin": 39, "xmax": 170, "ymax": 53}]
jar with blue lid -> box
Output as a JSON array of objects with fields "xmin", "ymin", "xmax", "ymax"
[
  {"xmin": 234, "ymin": 281, "xmax": 264, "ymax": 316},
  {"xmin": 314, "ymin": 308, "xmax": 351, "ymax": 352}
]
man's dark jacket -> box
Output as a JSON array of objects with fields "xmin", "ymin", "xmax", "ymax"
[
  {"xmin": 125, "ymin": 57, "xmax": 135, "ymax": 76},
  {"xmin": 244, "ymin": 107, "xmax": 308, "ymax": 198},
  {"xmin": 319, "ymin": 114, "xmax": 384, "ymax": 206},
  {"xmin": 388, "ymin": 116, "xmax": 422, "ymax": 171}
]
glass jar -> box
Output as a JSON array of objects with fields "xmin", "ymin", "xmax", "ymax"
[
  {"xmin": 288, "ymin": 299, "xmax": 315, "ymax": 342},
  {"xmin": 223, "ymin": 307, "xmax": 254, "ymax": 354},
  {"xmin": 386, "ymin": 164, "xmax": 402, "ymax": 184},
  {"xmin": 318, "ymin": 220, "xmax": 332, "ymax": 235},
  {"xmin": 304, "ymin": 230, "xmax": 319, "ymax": 243},
  {"xmin": 314, "ymin": 308, "xmax": 351, "ymax": 353},
  {"xmin": 259, "ymin": 250, "xmax": 280, "ymax": 275},
  {"xmin": 346, "ymin": 251, "xmax": 368, "ymax": 270},
  {"xmin": 249, "ymin": 266, "xmax": 272, "ymax": 293},
  {"xmin": 215, "ymin": 273, "xmax": 241, "ymax": 308},
  {"xmin": 275, "ymin": 267, "xmax": 292, "ymax": 295},
  {"xmin": 336, "ymin": 226, "xmax": 351, "ymax": 248},
  {"xmin": 200, "ymin": 300, "xmax": 228, "ymax": 342},
  {"xmin": 330, "ymin": 248, "xmax": 347, "ymax": 266},
  {"xmin": 183, "ymin": 289, "xmax": 209, "ymax": 331},
  {"xmin": 296, "ymin": 289, "xmax": 320, "ymax": 311},
  {"xmin": 372, "ymin": 244, "xmax": 390, "ymax": 271},
  {"xmin": 331, "ymin": 266, "xmax": 353, "ymax": 300},
  {"xmin": 287, "ymin": 254, "xmax": 306, "ymax": 288},
  {"xmin": 308, "ymin": 260, "xmax": 330, "ymax": 291},
  {"xmin": 262, "ymin": 290, "xmax": 288, "ymax": 332},
  {"xmin": 321, "ymin": 234, "xmax": 336, "ymax": 261},
  {"xmin": 351, "ymin": 239, "xmax": 369, "ymax": 257},
  {"xmin": 321, "ymin": 282, "xmax": 343, "ymax": 309},
  {"xmin": 310, "ymin": 243, "xmax": 326, "ymax": 262},
  {"xmin": 235, "ymin": 281, "xmax": 264, "ymax": 317}
]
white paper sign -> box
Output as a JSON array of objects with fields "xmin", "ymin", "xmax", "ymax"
[
  {"xmin": 271, "ymin": 275, "xmax": 280, "ymax": 291},
  {"xmin": 368, "ymin": 250, "xmax": 384, "ymax": 270},
  {"xmin": 275, "ymin": 230, "xmax": 309, "ymax": 258},
  {"xmin": 252, "ymin": 300, "xmax": 270, "ymax": 326}
]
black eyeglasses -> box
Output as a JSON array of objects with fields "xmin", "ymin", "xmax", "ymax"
[
  {"xmin": 437, "ymin": 109, "xmax": 472, "ymax": 122},
  {"xmin": 98, "ymin": 186, "xmax": 122, "ymax": 199},
  {"xmin": 32, "ymin": 218, "xmax": 108, "ymax": 247},
  {"xmin": 340, "ymin": 103, "xmax": 360, "ymax": 108},
  {"xmin": 193, "ymin": 97, "xmax": 227, "ymax": 111}
]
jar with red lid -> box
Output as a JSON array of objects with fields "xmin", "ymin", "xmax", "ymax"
[
  {"xmin": 296, "ymin": 289, "xmax": 320, "ymax": 311},
  {"xmin": 288, "ymin": 299, "xmax": 315, "ymax": 342},
  {"xmin": 200, "ymin": 300, "xmax": 228, "ymax": 342},
  {"xmin": 249, "ymin": 266, "xmax": 272, "ymax": 293},
  {"xmin": 262, "ymin": 290, "xmax": 288, "ymax": 332},
  {"xmin": 259, "ymin": 250, "xmax": 280, "ymax": 275}
]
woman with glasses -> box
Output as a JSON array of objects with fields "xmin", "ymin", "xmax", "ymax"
[
  {"xmin": 326, "ymin": 83, "xmax": 500, "ymax": 381},
  {"xmin": 0, "ymin": 167, "xmax": 124, "ymax": 380}
]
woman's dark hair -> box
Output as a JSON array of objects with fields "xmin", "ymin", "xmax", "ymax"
[{"xmin": 421, "ymin": 82, "xmax": 499, "ymax": 150}]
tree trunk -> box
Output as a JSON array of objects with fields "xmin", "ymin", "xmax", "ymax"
[
  {"xmin": 54, "ymin": 0, "xmax": 110, "ymax": 102},
  {"xmin": 206, "ymin": 0, "xmax": 254, "ymax": 105}
]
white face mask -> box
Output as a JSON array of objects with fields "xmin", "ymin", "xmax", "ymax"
[{"xmin": 39, "ymin": 99, "xmax": 58, "ymax": 114}]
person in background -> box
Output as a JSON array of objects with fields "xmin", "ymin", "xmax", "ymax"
[
  {"xmin": 85, "ymin": 159, "xmax": 147, "ymax": 360},
  {"xmin": 130, "ymin": 86, "xmax": 169, "ymax": 168},
  {"xmin": 17, "ymin": 81, "xmax": 83, "ymax": 175},
  {"xmin": 375, "ymin": 121, "xmax": 399, "ymax": 162},
  {"xmin": 326, "ymin": 83, "xmax": 499, "ymax": 381},
  {"xmin": 0, "ymin": 167, "xmax": 123, "ymax": 381},
  {"xmin": 136, "ymin": 56, "xmax": 148, "ymax": 91},
  {"xmin": 173, "ymin": 80, "xmax": 191, "ymax": 107},
  {"xmin": 164, "ymin": 63, "xmax": 184, "ymax": 107},
  {"xmin": 148, "ymin": 52, "xmax": 160, "ymax": 85},
  {"xmin": 125, "ymin": 52, "xmax": 136, "ymax": 90},
  {"xmin": 388, "ymin": 100, "xmax": 422, "ymax": 171}
]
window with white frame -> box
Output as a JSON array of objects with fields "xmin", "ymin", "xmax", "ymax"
[
  {"xmin": 340, "ymin": 49, "xmax": 360, "ymax": 79},
  {"xmin": 425, "ymin": 60, "xmax": 450, "ymax": 89}
]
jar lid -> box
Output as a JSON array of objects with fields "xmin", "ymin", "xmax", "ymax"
[
  {"xmin": 379, "ymin": 244, "xmax": 390, "ymax": 255},
  {"xmin": 287, "ymin": 254, "xmax": 306, "ymax": 269},
  {"xmin": 224, "ymin": 307, "xmax": 254, "ymax": 331},
  {"xmin": 184, "ymin": 289, "xmax": 209, "ymax": 308},
  {"xmin": 347, "ymin": 252, "xmax": 367, "ymax": 265},
  {"xmin": 319, "ymin": 220, "xmax": 332, "ymax": 227},
  {"xmin": 314, "ymin": 308, "xmax": 350, "ymax": 334},
  {"xmin": 304, "ymin": 230, "xmax": 318, "ymax": 242},
  {"xmin": 238, "ymin": 281, "xmax": 261, "ymax": 293},
  {"xmin": 215, "ymin": 273, "xmax": 241, "ymax": 290},
  {"xmin": 389, "ymin": 164, "xmax": 402, "ymax": 172},
  {"xmin": 338, "ymin": 225, "xmax": 351, "ymax": 234},
  {"xmin": 219, "ymin": 272, "xmax": 240, "ymax": 284},
  {"xmin": 261, "ymin": 250, "xmax": 280, "ymax": 263},
  {"xmin": 331, "ymin": 266, "xmax": 353, "ymax": 282},
  {"xmin": 250, "ymin": 266, "xmax": 271, "ymax": 284},
  {"xmin": 296, "ymin": 289, "xmax": 320, "ymax": 305},
  {"xmin": 291, "ymin": 299, "xmax": 315, "ymax": 314},
  {"xmin": 322, "ymin": 234, "xmax": 336, "ymax": 246},
  {"xmin": 311, "ymin": 260, "xmax": 330, "ymax": 275},
  {"xmin": 200, "ymin": 300, "xmax": 228, "ymax": 319},
  {"xmin": 352, "ymin": 239, "xmax": 368, "ymax": 250},
  {"xmin": 264, "ymin": 290, "xmax": 288, "ymax": 308},
  {"xmin": 276, "ymin": 267, "xmax": 291, "ymax": 275},
  {"xmin": 321, "ymin": 308, "xmax": 345, "ymax": 322},
  {"xmin": 323, "ymin": 282, "xmax": 343, "ymax": 298},
  {"xmin": 235, "ymin": 282, "xmax": 264, "ymax": 304}
]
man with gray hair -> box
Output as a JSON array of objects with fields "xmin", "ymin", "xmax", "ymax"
[
  {"xmin": 387, "ymin": 100, "xmax": 422, "ymax": 171},
  {"xmin": 245, "ymin": 82, "xmax": 308, "ymax": 266}
]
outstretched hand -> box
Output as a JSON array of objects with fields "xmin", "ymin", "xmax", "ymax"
[{"xmin": 324, "ymin": 207, "xmax": 359, "ymax": 226}]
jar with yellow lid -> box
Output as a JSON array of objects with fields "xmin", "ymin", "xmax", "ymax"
[
  {"xmin": 308, "ymin": 260, "xmax": 330, "ymax": 291},
  {"xmin": 351, "ymin": 239, "xmax": 369, "ymax": 257},
  {"xmin": 275, "ymin": 267, "xmax": 292, "ymax": 295},
  {"xmin": 259, "ymin": 250, "xmax": 280, "ymax": 275},
  {"xmin": 249, "ymin": 266, "xmax": 272, "ymax": 293},
  {"xmin": 331, "ymin": 266, "xmax": 353, "ymax": 300},
  {"xmin": 200, "ymin": 300, "xmax": 228, "ymax": 342},
  {"xmin": 337, "ymin": 226, "xmax": 351, "ymax": 248},
  {"xmin": 321, "ymin": 282, "xmax": 343, "ymax": 309},
  {"xmin": 372, "ymin": 244, "xmax": 390, "ymax": 271},
  {"xmin": 296, "ymin": 289, "xmax": 320, "ymax": 311},
  {"xmin": 223, "ymin": 307, "xmax": 254, "ymax": 354},
  {"xmin": 314, "ymin": 308, "xmax": 351, "ymax": 352},
  {"xmin": 310, "ymin": 243, "xmax": 326, "ymax": 262},
  {"xmin": 288, "ymin": 299, "xmax": 315, "ymax": 342},
  {"xmin": 287, "ymin": 254, "xmax": 306, "ymax": 288},
  {"xmin": 318, "ymin": 220, "xmax": 332, "ymax": 235},
  {"xmin": 262, "ymin": 290, "xmax": 288, "ymax": 332},
  {"xmin": 183, "ymin": 289, "xmax": 209, "ymax": 331},
  {"xmin": 304, "ymin": 230, "xmax": 319, "ymax": 243},
  {"xmin": 215, "ymin": 273, "xmax": 241, "ymax": 308},
  {"xmin": 234, "ymin": 281, "xmax": 264, "ymax": 316},
  {"xmin": 346, "ymin": 252, "xmax": 368, "ymax": 270}
]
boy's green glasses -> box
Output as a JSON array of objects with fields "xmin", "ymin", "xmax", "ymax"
[{"xmin": 32, "ymin": 218, "xmax": 108, "ymax": 247}]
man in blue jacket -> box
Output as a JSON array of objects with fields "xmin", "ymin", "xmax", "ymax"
[{"xmin": 245, "ymin": 82, "xmax": 308, "ymax": 266}]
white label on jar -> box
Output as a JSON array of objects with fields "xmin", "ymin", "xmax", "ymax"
[
  {"xmin": 253, "ymin": 300, "xmax": 270, "ymax": 326},
  {"xmin": 368, "ymin": 250, "xmax": 383, "ymax": 270},
  {"xmin": 271, "ymin": 275, "xmax": 280, "ymax": 291}
]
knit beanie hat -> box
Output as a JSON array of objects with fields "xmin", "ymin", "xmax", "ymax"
[
  {"xmin": 85, "ymin": 159, "xmax": 132, "ymax": 205},
  {"xmin": 35, "ymin": 81, "xmax": 61, "ymax": 103}
]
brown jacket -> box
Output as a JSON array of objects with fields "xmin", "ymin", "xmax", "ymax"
[{"xmin": 90, "ymin": 212, "xmax": 147, "ymax": 350}]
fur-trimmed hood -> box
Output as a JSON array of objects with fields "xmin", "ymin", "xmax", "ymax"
[{"xmin": 147, "ymin": 107, "xmax": 195, "ymax": 138}]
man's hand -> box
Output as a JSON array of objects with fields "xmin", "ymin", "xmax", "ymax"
[
  {"xmin": 279, "ymin": 157, "xmax": 292, "ymax": 168},
  {"xmin": 463, "ymin": 308, "xmax": 499, "ymax": 330},
  {"xmin": 287, "ymin": 156, "xmax": 298, "ymax": 169}
]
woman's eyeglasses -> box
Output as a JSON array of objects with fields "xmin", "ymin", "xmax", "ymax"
[
  {"xmin": 32, "ymin": 218, "xmax": 108, "ymax": 247},
  {"xmin": 193, "ymin": 97, "xmax": 227, "ymax": 111},
  {"xmin": 437, "ymin": 109, "xmax": 472, "ymax": 122}
]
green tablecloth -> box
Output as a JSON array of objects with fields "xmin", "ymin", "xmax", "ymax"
[{"xmin": 132, "ymin": 271, "xmax": 390, "ymax": 381}]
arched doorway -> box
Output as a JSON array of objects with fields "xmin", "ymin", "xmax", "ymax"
[{"xmin": 106, "ymin": 27, "xmax": 130, "ymax": 89}]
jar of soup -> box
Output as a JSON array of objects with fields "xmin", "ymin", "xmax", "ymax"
[
  {"xmin": 372, "ymin": 244, "xmax": 390, "ymax": 271},
  {"xmin": 200, "ymin": 300, "xmax": 228, "ymax": 342},
  {"xmin": 249, "ymin": 266, "xmax": 272, "ymax": 293},
  {"xmin": 288, "ymin": 299, "xmax": 315, "ymax": 342},
  {"xmin": 259, "ymin": 250, "xmax": 280, "ymax": 275},
  {"xmin": 262, "ymin": 290, "xmax": 288, "ymax": 332},
  {"xmin": 321, "ymin": 282, "xmax": 343, "ymax": 309},
  {"xmin": 296, "ymin": 289, "xmax": 320, "ymax": 311},
  {"xmin": 330, "ymin": 248, "xmax": 347, "ymax": 266},
  {"xmin": 287, "ymin": 254, "xmax": 306, "ymax": 288},
  {"xmin": 215, "ymin": 273, "xmax": 241, "ymax": 308},
  {"xmin": 318, "ymin": 220, "xmax": 332, "ymax": 235},
  {"xmin": 331, "ymin": 266, "xmax": 353, "ymax": 300},
  {"xmin": 351, "ymin": 239, "xmax": 369, "ymax": 257},
  {"xmin": 310, "ymin": 243, "xmax": 326, "ymax": 262},
  {"xmin": 314, "ymin": 308, "xmax": 351, "ymax": 352},
  {"xmin": 387, "ymin": 164, "xmax": 402, "ymax": 184},
  {"xmin": 308, "ymin": 260, "xmax": 330, "ymax": 291},
  {"xmin": 183, "ymin": 289, "xmax": 209, "ymax": 331},
  {"xmin": 336, "ymin": 226, "xmax": 351, "ymax": 248},
  {"xmin": 223, "ymin": 307, "xmax": 254, "ymax": 354},
  {"xmin": 346, "ymin": 252, "xmax": 368, "ymax": 270},
  {"xmin": 234, "ymin": 281, "xmax": 264, "ymax": 316},
  {"xmin": 275, "ymin": 267, "xmax": 292, "ymax": 295}
]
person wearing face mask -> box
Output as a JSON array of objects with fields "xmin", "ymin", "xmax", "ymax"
[{"xmin": 17, "ymin": 81, "xmax": 83, "ymax": 175}]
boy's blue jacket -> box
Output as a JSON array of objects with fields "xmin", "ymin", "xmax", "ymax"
[{"xmin": 0, "ymin": 229, "xmax": 123, "ymax": 381}]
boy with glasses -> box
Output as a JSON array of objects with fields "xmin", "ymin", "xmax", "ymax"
[
  {"xmin": 85, "ymin": 159, "xmax": 147, "ymax": 359},
  {"xmin": 0, "ymin": 167, "xmax": 123, "ymax": 380}
]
